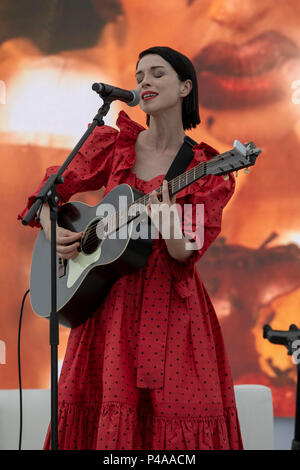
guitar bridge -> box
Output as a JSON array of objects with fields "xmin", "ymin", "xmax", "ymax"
[{"xmin": 58, "ymin": 257, "xmax": 67, "ymax": 278}]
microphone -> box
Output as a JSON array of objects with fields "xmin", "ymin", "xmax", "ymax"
[{"xmin": 92, "ymin": 82, "xmax": 140, "ymax": 107}]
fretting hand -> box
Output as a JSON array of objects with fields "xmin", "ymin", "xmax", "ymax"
[{"xmin": 146, "ymin": 179, "xmax": 182, "ymax": 240}]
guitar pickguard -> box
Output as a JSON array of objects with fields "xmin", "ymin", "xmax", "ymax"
[{"xmin": 67, "ymin": 244, "xmax": 102, "ymax": 288}]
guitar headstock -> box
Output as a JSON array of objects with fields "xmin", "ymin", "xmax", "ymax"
[{"xmin": 207, "ymin": 140, "xmax": 262, "ymax": 179}]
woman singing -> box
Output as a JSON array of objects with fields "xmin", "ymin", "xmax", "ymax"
[{"xmin": 18, "ymin": 46, "xmax": 243, "ymax": 450}]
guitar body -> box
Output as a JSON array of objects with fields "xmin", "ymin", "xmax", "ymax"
[
  {"xmin": 30, "ymin": 184, "xmax": 154, "ymax": 328},
  {"xmin": 29, "ymin": 140, "xmax": 261, "ymax": 328}
]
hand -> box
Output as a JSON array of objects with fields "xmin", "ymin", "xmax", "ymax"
[
  {"xmin": 40, "ymin": 203, "xmax": 82, "ymax": 259},
  {"xmin": 44, "ymin": 224, "xmax": 83, "ymax": 260},
  {"xmin": 146, "ymin": 179, "xmax": 181, "ymax": 239}
]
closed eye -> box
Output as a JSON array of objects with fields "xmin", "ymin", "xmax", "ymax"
[{"xmin": 136, "ymin": 73, "xmax": 164, "ymax": 84}]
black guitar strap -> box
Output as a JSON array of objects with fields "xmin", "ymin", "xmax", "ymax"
[
  {"xmin": 164, "ymin": 135, "xmax": 198, "ymax": 182},
  {"xmin": 142, "ymin": 135, "xmax": 198, "ymax": 245}
]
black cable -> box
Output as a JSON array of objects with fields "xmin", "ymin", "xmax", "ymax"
[{"xmin": 18, "ymin": 288, "xmax": 30, "ymax": 451}]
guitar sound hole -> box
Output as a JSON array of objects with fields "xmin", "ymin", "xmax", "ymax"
[{"xmin": 81, "ymin": 220, "xmax": 101, "ymax": 255}]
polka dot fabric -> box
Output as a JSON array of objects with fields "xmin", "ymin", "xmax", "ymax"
[{"xmin": 19, "ymin": 111, "xmax": 243, "ymax": 450}]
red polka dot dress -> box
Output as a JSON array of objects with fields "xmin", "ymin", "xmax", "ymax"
[{"xmin": 18, "ymin": 110, "xmax": 243, "ymax": 450}]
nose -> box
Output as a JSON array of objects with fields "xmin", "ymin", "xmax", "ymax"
[
  {"xmin": 137, "ymin": 73, "xmax": 153, "ymax": 89},
  {"xmin": 140, "ymin": 80, "xmax": 152, "ymax": 89},
  {"xmin": 207, "ymin": 0, "xmax": 270, "ymax": 31}
]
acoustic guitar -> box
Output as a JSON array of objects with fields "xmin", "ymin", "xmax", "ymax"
[{"xmin": 30, "ymin": 140, "xmax": 261, "ymax": 327}]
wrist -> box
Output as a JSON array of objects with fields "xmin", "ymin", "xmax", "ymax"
[{"xmin": 39, "ymin": 204, "xmax": 50, "ymax": 230}]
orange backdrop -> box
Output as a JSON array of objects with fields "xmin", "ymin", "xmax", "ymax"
[{"xmin": 0, "ymin": 0, "xmax": 300, "ymax": 417}]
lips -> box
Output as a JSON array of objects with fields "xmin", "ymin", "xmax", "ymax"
[
  {"xmin": 141, "ymin": 91, "xmax": 158, "ymax": 101},
  {"xmin": 193, "ymin": 30, "xmax": 300, "ymax": 109}
]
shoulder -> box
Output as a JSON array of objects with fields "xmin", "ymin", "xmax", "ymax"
[
  {"xmin": 115, "ymin": 110, "xmax": 145, "ymax": 146},
  {"xmin": 177, "ymin": 139, "xmax": 236, "ymax": 199},
  {"xmin": 89, "ymin": 110, "xmax": 145, "ymax": 148},
  {"xmin": 192, "ymin": 141, "xmax": 219, "ymax": 161},
  {"xmin": 89, "ymin": 121, "xmax": 119, "ymax": 143}
]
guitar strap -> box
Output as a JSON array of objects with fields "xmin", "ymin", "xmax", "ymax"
[
  {"xmin": 142, "ymin": 135, "xmax": 198, "ymax": 245},
  {"xmin": 164, "ymin": 135, "xmax": 198, "ymax": 182}
]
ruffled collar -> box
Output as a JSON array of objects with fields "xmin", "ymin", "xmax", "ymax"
[
  {"xmin": 114, "ymin": 110, "xmax": 221, "ymax": 197},
  {"xmin": 116, "ymin": 110, "xmax": 218, "ymax": 155},
  {"xmin": 116, "ymin": 110, "xmax": 145, "ymax": 146}
]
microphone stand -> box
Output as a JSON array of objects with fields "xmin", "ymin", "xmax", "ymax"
[
  {"xmin": 22, "ymin": 94, "xmax": 113, "ymax": 450},
  {"xmin": 263, "ymin": 324, "xmax": 300, "ymax": 450}
]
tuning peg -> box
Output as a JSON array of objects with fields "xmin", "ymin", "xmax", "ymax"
[
  {"xmin": 244, "ymin": 168, "xmax": 250, "ymax": 174},
  {"xmin": 223, "ymin": 174, "xmax": 229, "ymax": 180}
]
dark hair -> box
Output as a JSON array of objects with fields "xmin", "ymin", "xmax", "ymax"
[
  {"xmin": 137, "ymin": 46, "xmax": 200, "ymax": 130},
  {"xmin": 0, "ymin": 0, "xmax": 122, "ymax": 54}
]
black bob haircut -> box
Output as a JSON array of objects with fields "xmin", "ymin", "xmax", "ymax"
[{"xmin": 137, "ymin": 46, "xmax": 201, "ymax": 130}]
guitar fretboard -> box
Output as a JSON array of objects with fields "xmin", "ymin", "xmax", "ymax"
[{"xmin": 100, "ymin": 150, "xmax": 235, "ymax": 237}]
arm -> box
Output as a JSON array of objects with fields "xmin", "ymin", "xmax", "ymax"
[
  {"xmin": 39, "ymin": 202, "xmax": 82, "ymax": 260},
  {"xmin": 18, "ymin": 125, "xmax": 117, "ymax": 228},
  {"xmin": 146, "ymin": 179, "xmax": 195, "ymax": 263},
  {"xmin": 164, "ymin": 236, "xmax": 194, "ymax": 263}
]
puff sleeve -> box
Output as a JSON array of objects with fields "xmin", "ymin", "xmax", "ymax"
[
  {"xmin": 163, "ymin": 149, "xmax": 236, "ymax": 299},
  {"xmin": 18, "ymin": 125, "xmax": 118, "ymax": 227}
]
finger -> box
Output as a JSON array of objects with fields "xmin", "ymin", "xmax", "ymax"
[
  {"xmin": 57, "ymin": 231, "xmax": 83, "ymax": 244},
  {"xmin": 58, "ymin": 251, "xmax": 79, "ymax": 260},
  {"xmin": 146, "ymin": 201, "xmax": 158, "ymax": 217},
  {"xmin": 57, "ymin": 227, "xmax": 82, "ymax": 237},
  {"xmin": 149, "ymin": 190, "xmax": 159, "ymax": 202},
  {"xmin": 147, "ymin": 195, "xmax": 157, "ymax": 212},
  {"xmin": 57, "ymin": 242, "xmax": 80, "ymax": 255},
  {"xmin": 170, "ymin": 193, "xmax": 177, "ymax": 204},
  {"xmin": 57, "ymin": 249, "xmax": 79, "ymax": 261},
  {"xmin": 161, "ymin": 180, "xmax": 170, "ymax": 204}
]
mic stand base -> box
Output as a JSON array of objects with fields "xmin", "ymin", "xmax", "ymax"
[{"xmin": 292, "ymin": 440, "xmax": 300, "ymax": 451}]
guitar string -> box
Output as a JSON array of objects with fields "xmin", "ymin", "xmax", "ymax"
[
  {"xmin": 79, "ymin": 151, "xmax": 242, "ymax": 250},
  {"xmin": 78, "ymin": 157, "xmax": 213, "ymax": 250},
  {"xmin": 76, "ymin": 150, "xmax": 245, "ymax": 250}
]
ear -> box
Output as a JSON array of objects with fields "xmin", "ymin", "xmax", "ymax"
[{"xmin": 179, "ymin": 79, "xmax": 192, "ymax": 98}]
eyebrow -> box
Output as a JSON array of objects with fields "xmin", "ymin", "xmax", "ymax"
[{"xmin": 135, "ymin": 66, "xmax": 166, "ymax": 77}]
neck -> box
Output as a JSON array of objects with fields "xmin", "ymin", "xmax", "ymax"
[{"xmin": 142, "ymin": 107, "xmax": 186, "ymax": 153}]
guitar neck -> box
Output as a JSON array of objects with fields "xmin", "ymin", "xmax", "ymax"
[
  {"xmin": 97, "ymin": 141, "xmax": 261, "ymax": 236},
  {"xmin": 137, "ymin": 147, "xmax": 234, "ymax": 206}
]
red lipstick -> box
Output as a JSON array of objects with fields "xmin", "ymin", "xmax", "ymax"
[
  {"xmin": 141, "ymin": 91, "xmax": 159, "ymax": 101},
  {"xmin": 193, "ymin": 30, "xmax": 300, "ymax": 109}
]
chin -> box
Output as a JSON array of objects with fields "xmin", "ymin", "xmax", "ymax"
[{"xmin": 200, "ymin": 98, "xmax": 300, "ymax": 147}]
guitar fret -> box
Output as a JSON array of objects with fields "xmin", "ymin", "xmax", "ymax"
[{"xmin": 94, "ymin": 142, "xmax": 256, "ymax": 240}]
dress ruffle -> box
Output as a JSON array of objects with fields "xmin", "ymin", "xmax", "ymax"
[
  {"xmin": 43, "ymin": 400, "xmax": 242, "ymax": 450},
  {"xmin": 19, "ymin": 109, "xmax": 242, "ymax": 450},
  {"xmin": 114, "ymin": 110, "xmax": 235, "ymax": 200},
  {"xmin": 17, "ymin": 123, "xmax": 118, "ymax": 227}
]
